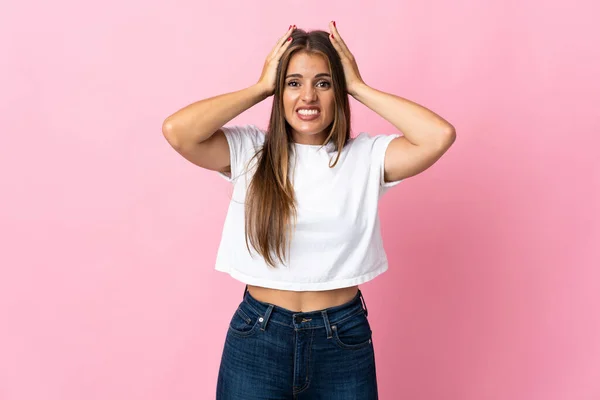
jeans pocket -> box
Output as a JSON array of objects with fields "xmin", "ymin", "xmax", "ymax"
[
  {"xmin": 228, "ymin": 304, "xmax": 260, "ymax": 337},
  {"xmin": 331, "ymin": 310, "xmax": 373, "ymax": 350}
]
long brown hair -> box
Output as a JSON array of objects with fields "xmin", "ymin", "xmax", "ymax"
[{"xmin": 244, "ymin": 29, "xmax": 352, "ymax": 268}]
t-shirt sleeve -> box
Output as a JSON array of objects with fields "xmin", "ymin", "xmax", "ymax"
[
  {"xmin": 369, "ymin": 133, "xmax": 403, "ymax": 196},
  {"xmin": 217, "ymin": 124, "xmax": 265, "ymax": 183}
]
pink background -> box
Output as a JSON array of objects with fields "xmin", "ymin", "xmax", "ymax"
[{"xmin": 1, "ymin": 0, "xmax": 598, "ymax": 399}]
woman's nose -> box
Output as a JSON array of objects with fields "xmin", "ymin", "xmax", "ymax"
[{"xmin": 301, "ymin": 86, "xmax": 317, "ymax": 101}]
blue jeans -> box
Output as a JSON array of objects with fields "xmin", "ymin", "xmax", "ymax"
[{"xmin": 216, "ymin": 285, "xmax": 378, "ymax": 399}]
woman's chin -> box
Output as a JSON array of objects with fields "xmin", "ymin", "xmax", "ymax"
[
  {"xmin": 290, "ymin": 123, "xmax": 326, "ymax": 135},
  {"xmin": 293, "ymin": 129, "xmax": 321, "ymax": 136}
]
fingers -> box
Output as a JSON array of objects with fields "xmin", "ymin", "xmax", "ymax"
[
  {"xmin": 269, "ymin": 25, "xmax": 295, "ymax": 58},
  {"xmin": 328, "ymin": 21, "xmax": 352, "ymax": 59},
  {"xmin": 276, "ymin": 27, "xmax": 295, "ymax": 57}
]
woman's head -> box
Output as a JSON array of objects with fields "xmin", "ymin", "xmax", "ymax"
[
  {"xmin": 282, "ymin": 51, "xmax": 334, "ymax": 145},
  {"xmin": 244, "ymin": 28, "xmax": 352, "ymax": 268},
  {"xmin": 272, "ymin": 29, "xmax": 351, "ymax": 148}
]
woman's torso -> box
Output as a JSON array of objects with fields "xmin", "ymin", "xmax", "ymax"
[{"xmin": 247, "ymin": 285, "xmax": 359, "ymax": 312}]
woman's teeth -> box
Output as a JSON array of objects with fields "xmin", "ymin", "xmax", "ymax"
[{"xmin": 298, "ymin": 109, "xmax": 320, "ymax": 115}]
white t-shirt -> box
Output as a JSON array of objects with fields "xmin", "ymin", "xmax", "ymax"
[{"xmin": 215, "ymin": 124, "xmax": 402, "ymax": 291}]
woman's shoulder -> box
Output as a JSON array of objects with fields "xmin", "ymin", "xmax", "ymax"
[
  {"xmin": 351, "ymin": 132, "xmax": 400, "ymax": 147},
  {"xmin": 351, "ymin": 131, "xmax": 395, "ymax": 143},
  {"xmin": 346, "ymin": 132, "xmax": 400, "ymax": 160},
  {"xmin": 222, "ymin": 124, "xmax": 266, "ymax": 147},
  {"xmin": 348, "ymin": 132, "xmax": 385, "ymax": 149}
]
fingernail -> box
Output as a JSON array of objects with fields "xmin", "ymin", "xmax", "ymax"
[
  {"xmin": 289, "ymin": 25, "xmax": 291, "ymax": 30},
  {"xmin": 333, "ymin": 21, "xmax": 336, "ymax": 27},
  {"xmin": 330, "ymin": 34, "xmax": 334, "ymax": 39},
  {"xmin": 288, "ymin": 37, "xmax": 292, "ymax": 41}
]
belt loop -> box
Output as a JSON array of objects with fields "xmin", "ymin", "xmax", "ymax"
[
  {"xmin": 260, "ymin": 304, "xmax": 274, "ymax": 331},
  {"xmin": 321, "ymin": 310, "xmax": 333, "ymax": 339},
  {"xmin": 359, "ymin": 289, "xmax": 368, "ymax": 317}
]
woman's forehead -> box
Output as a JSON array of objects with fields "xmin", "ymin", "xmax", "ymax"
[{"xmin": 287, "ymin": 53, "xmax": 330, "ymax": 76}]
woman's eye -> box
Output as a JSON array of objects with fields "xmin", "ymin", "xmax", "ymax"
[{"xmin": 287, "ymin": 81, "xmax": 331, "ymax": 88}]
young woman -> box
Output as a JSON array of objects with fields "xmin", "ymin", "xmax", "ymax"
[{"xmin": 163, "ymin": 21, "xmax": 456, "ymax": 400}]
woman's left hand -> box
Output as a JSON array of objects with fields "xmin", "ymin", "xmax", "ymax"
[{"xmin": 328, "ymin": 21, "xmax": 366, "ymax": 97}]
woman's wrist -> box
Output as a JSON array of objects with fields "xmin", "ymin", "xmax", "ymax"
[{"xmin": 252, "ymin": 82, "xmax": 272, "ymax": 100}]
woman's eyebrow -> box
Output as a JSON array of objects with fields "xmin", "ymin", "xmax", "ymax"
[{"xmin": 285, "ymin": 73, "xmax": 331, "ymax": 79}]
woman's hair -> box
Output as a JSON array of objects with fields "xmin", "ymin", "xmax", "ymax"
[{"xmin": 243, "ymin": 28, "xmax": 352, "ymax": 268}]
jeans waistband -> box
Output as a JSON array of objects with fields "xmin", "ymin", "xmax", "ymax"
[{"xmin": 240, "ymin": 284, "xmax": 369, "ymax": 332}]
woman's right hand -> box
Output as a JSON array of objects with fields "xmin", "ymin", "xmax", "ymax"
[{"xmin": 256, "ymin": 25, "xmax": 295, "ymax": 97}]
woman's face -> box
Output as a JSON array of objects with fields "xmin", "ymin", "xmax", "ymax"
[{"xmin": 283, "ymin": 52, "xmax": 335, "ymax": 145}]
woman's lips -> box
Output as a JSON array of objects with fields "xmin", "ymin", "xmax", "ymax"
[{"xmin": 296, "ymin": 110, "xmax": 321, "ymax": 121}]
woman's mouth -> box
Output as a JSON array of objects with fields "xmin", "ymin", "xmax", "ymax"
[{"xmin": 296, "ymin": 108, "xmax": 321, "ymax": 121}]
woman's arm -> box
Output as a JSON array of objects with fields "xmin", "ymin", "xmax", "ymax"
[
  {"xmin": 162, "ymin": 84, "xmax": 269, "ymax": 149},
  {"xmin": 354, "ymin": 83, "xmax": 456, "ymax": 182},
  {"xmin": 162, "ymin": 26, "xmax": 295, "ymax": 149},
  {"xmin": 352, "ymin": 84, "xmax": 455, "ymax": 147},
  {"xmin": 328, "ymin": 21, "xmax": 456, "ymax": 182}
]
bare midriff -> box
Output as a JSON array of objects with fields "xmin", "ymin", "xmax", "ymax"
[{"xmin": 246, "ymin": 284, "xmax": 359, "ymax": 312}]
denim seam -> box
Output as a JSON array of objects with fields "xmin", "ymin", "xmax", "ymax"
[
  {"xmin": 243, "ymin": 299, "xmax": 263, "ymax": 317},
  {"xmin": 228, "ymin": 318, "xmax": 260, "ymax": 337},
  {"xmin": 241, "ymin": 302, "xmax": 364, "ymax": 330},
  {"xmin": 236, "ymin": 307, "xmax": 252, "ymax": 324},
  {"xmin": 293, "ymin": 328, "xmax": 314, "ymax": 395},
  {"xmin": 329, "ymin": 308, "xmax": 365, "ymax": 327},
  {"xmin": 332, "ymin": 328, "xmax": 373, "ymax": 350}
]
